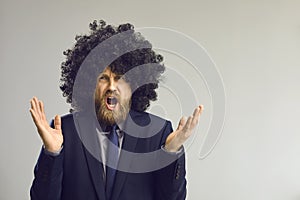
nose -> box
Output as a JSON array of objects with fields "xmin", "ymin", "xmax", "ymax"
[{"xmin": 108, "ymin": 78, "xmax": 117, "ymax": 91}]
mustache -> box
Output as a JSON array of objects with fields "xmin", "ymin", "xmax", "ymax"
[{"xmin": 103, "ymin": 90, "xmax": 120, "ymax": 99}]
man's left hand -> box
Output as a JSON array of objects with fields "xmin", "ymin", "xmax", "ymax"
[{"xmin": 164, "ymin": 105, "xmax": 204, "ymax": 152}]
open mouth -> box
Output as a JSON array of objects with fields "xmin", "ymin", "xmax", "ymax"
[{"xmin": 106, "ymin": 96, "xmax": 118, "ymax": 110}]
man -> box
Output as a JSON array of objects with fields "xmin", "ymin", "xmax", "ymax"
[{"xmin": 30, "ymin": 20, "xmax": 203, "ymax": 200}]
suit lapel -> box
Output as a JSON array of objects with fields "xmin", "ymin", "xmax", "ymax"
[
  {"xmin": 83, "ymin": 147, "xmax": 106, "ymax": 200},
  {"xmin": 73, "ymin": 110, "xmax": 148, "ymax": 200},
  {"xmin": 111, "ymin": 110, "xmax": 145, "ymax": 200},
  {"xmin": 74, "ymin": 112, "xmax": 106, "ymax": 200}
]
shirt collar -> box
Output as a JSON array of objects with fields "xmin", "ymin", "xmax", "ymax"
[{"xmin": 96, "ymin": 122, "xmax": 124, "ymax": 138}]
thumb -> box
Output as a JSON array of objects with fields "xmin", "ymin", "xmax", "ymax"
[
  {"xmin": 54, "ymin": 115, "xmax": 61, "ymax": 131},
  {"xmin": 166, "ymin": 117, "xmax": 186, "ymax": 145}
]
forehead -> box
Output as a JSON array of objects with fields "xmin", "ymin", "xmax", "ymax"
[{"xmin": 100, "ymin": 67, "xmax": 116, "ymax": 76}]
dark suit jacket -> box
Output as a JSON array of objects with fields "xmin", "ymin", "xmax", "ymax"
[{"xmin": 30, "ymin": 110, "xmax": 186, "ymax": 200}]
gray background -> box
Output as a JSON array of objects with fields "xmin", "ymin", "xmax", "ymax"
[{"xmin": 1, "ymin": 0, "xmax": 300, "ymax": 199}]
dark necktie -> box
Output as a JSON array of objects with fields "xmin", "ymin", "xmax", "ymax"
[{"xmin": 106, "ymin": 125, "xmax": 119, "ymax": 200}]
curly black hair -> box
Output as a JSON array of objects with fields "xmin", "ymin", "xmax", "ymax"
[{"xmin": 60, "ymin": 20, "xmax": 165, "ymax": 112}]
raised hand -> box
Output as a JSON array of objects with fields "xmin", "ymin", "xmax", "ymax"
[
  {"xmin": 165, "ymin": 105, "xmax": 204, "ymax": 152},
  {"xmin": 29, "ymin": 97, "xmax": 63, "ymax": 153}
]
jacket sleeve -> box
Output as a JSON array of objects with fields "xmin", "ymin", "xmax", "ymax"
[
  {"xmin": 30, "ymin": 148, "xmax": 64, "ymax": 200},
  {"xmin": 154, "ymin": 121, "xmax": 187, "ymax": 200},
  {"xmin": 30, "ymin": 119, "xmax": 64, "ymax": 200}
]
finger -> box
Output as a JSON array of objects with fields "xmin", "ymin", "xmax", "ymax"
[
  {"xmin": 30, "ymin": 98, "xmax": 37, "ymax": 112},
  {"xmin": 199, "ymin": 104, "xmax": 204, "ymax": 113},
  {"xmin": 179, "ymin": 116, "xmax": 192, "ymax": 139},
  {"xmin": 29, "ymin": 108, "xmax": 38, "ymax": 125},
  {"xmin": 39, "ymin": 100, "xmax": 46, "ymax": 121},
  {"xmin": 36, "ymin": 98, "xmax": 43, "ymax": 119},
  {"xmin": 176, "ymin": 116, "xmax": 187, "ymax": 131},
  {"xmin": 33, "ymin": 97, "xmax": 42, "ymax": 119},
  {"xmin": 192, "ymin": 106, "xmax": 200, "ymax": 117},
  {"xmin": 31, "ymin": 98, "xmax": 40, "ymax": 121},
  {"xmin": 29, "ymin": 108, "xmax": 44, "ymax": 131},
  {"xmin": 54, "ymin": 115, "xmax": 61, "ymax": 131},
  {"xmin": 183, "ymin": 116, "xmax": 193, "ymax": 132},
  {"xmin": 193, "ymin": 104, "xmax": 204, "ymax": 117},
  {"xmin": 191, "ymin": 107, "xmax": 200, "ymax": 126},
  {"xmin": 191, "ymin": 105, "xmax": 204, "ymax": 127}
]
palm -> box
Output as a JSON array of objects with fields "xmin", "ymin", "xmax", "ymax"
[
  {"xmin": 165, "ymin": 105, "xmax": 204, "ymax": 152},
  {"xmin": 30, "ymin": 97, "xmax": 63, "ymax": 153}
]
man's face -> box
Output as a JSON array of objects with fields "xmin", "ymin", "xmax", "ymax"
[{"xmin": 94, "ymin": 67, "xmax": 132, "ymax": 126}]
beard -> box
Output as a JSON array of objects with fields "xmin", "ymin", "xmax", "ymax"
[{"xmin": 95, "ymin": 92, "xmax": 131, "ymax": 127}]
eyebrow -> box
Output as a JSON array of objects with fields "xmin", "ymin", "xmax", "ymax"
[
  {"xmin": 99, "ymin": 73, "xmax": 109, "ymax": 77},
  {"xmin": 98, "ymin": 73, "xmax": 122, "ymax": 79}
]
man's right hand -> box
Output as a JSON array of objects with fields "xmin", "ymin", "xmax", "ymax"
[{"xmin": 30, "ymin": 97, "xmax": 63, "ymax": 153}]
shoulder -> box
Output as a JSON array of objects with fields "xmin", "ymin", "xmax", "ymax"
[
  {"xmin": 128, "ymin": 110, "xmax": 173, "ymax": 135},
  {"xmin": 60, "ymin": 113, "xmax": 73, "ymax": 121},
  {"xmin": 56, "ymin": 113, "xmax": 75, "ymax": 132},
  {"xmin": 60, "ymin": 111, "xmax": 92, "ymax": 122},
  {"xmin": 59, "ymin": 112, "xmax": 93, "ymax": 128},
  {"xmin": 129, "ymin": 109, "xmax": 170, "ymax": 125}
]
